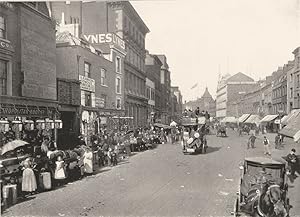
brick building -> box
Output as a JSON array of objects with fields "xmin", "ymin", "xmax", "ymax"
[
  {"xmin": 291, "ymin": 47, "xmax": 300, "ymax": 109},
  {"xmin": 50, "ymin": 1, "xmax": 149, "ymax": 128},
  {"xmin": 170, "ymin": 86, "xmax": 183, "ymax": 122},
  {"xmin": 56, "ymin": 31, "xmax": 125, "ymax": 145},
  {"xmin": 145, "ymin": 52, "xmax": 162, "ymax": 121},
  {"xmin": 216, "ymin": 72, "xmax": 257, "ymax": 118},
  {"xmin": 157, "ymin": 54, "xmax": 171, "ymax": 124},
  {"xmin": 0, "ymin": 2, "xmax": 58, "ymax": 142},
  {"xmin": 272, "ymin": 67, "xmax": 287, "ymax": 115}
]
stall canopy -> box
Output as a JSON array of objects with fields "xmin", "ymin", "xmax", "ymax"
[
  {"xmin": 294, "ymin": 130, "xmax": 300, "ymax": 142},
  {"xmin": 281, "ymin": 109, "xmax": 300, "ymax": 126},
  {"xmin": 244, "ymin": 115, "xmax": 261, "ymax": 124},
  {"xmin": 280, "ymin": 115, "xmax": 288, "ymax": 124},
  {"xmin": 221, "ymin": 116, "xmax": 237, "ymax": 123},
  {"xmin": 260, "ymin": 115, "xmax": 278, "ymax": 123},
  {"xmin": 198, "ymin": 117, "xmax": 206, "ymax": 125},
  {"xmin": 238, "ymin": 114, "xmax": 251, "ymax": 123},
  {"xmin": 279, "ymin": 112, "xmax": 300, "ymax": 138}
]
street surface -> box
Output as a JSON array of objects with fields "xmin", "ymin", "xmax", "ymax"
[{"xmin": 3, "ymin": 130, "xmax": 300, "ymax": 217}]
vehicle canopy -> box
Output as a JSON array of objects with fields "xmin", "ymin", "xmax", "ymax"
[{"xmin": 244, "ymin": 157, "xmax": 286, "ymax": 180}]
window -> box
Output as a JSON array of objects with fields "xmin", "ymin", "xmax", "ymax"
[
  {"xmin": 116, "ymin": 77, "xmax": 121, "ymax": 94},
  {"xmin": 290, "ymin": 88, "xmax": 293, "ymax": 99},
  {"xmin": 0, "ymin": 59, "xmax": 7, "ymax": 95},
  {"xmin": 84, "ymin": 91, "xmax": 92, "ymax": 106},
  {"xmin": 116, "ymin": 98, "xmax": 121, "ymax": 110},
  {"xmin": 290, "ymin": 74, "xmax": 293, "ymax": 82},
  {"xmin": 0, "ymin": 16, "xmax": 6, "ymax": 39},
  {"xmin": 101, "ymin": 94, "xmax": 107, "ymax": 108},
  {"xmin": 116, "ymin": 56, "xmax": 121, "ymax": 73},
  {"xmin": 146, "ymin": 87, "xmax": 150, "ymax": 99},
  {"xmin": 297, "ymin": 74, "xmax": 300, "ymax": 88},
  {"xmin": 100, "ymin": 68, "xmax": 107, "ymax": 86},
  {"xmin": 84, "ymin": 62, "xmax": 91, "ymax": 78}
]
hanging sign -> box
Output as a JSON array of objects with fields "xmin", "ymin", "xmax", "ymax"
[{"xmin": 79, "ymin": 75, "xmax": 95, "ymax": 92}]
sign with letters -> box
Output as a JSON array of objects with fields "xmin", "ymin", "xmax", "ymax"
[
  {"xmin": 79, "ymin": 75, "xmax": 95, "ymax": 92},
  {"xmin": 0, "ymin": 38, "xmax": 13, "ymax": 51},
  {"xmin": 83, "ymin": 33, "xmax": 125, "ymax": 50}
]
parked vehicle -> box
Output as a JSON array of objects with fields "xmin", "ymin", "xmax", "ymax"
[{"xmin": 233, "ymin": 157, "xmax": 289, "ymax": 217}]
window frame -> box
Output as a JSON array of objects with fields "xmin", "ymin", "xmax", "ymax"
[
  {"xmin": 116, "ymin": 97, "xmax": 122, "ymax": 110},
  {"xmin": 100, "ymin": 68, "xmax": 107, "ymax": 86},
  {"xmin": 84, "ymin": 62, "xmax": 91, "ymax": 78},
  {"xmin": 116, "ymin": 56, "xmax": 121, "ymax": 73},
  {"xmin": 0, "ymin": 59, "xmax": 8, "ymax": 95},
  {"xmin": 116, "ymin": 76, "xmax": 121, "ymax": 94},
  {"xmin": 0, "ymin": 15, "xmax": 7, "ymax": 39}
]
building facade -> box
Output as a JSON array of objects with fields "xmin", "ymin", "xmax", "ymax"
[
  {"xmin": 0, "ymin": 2, "xmax": 58, "ymax": 144},
  {"xmin": 50, "ymin": 1, "xmax": 149, "ymax": 128},
  {"xmin": 216, "ymin": 72, "xmax": 257, "ymax": 118},
  {"xmin": 157, "ymin": 55, "xmax": 171, "ymax": 124},
  {"xmin": 170, "ymin": 86, "xmax": 183, "ymax": 122},
  {"xmin": 145, "ymin": 52, "xmax": 162, "ymax": 121},
  {"xmin": 272, "ymin": 67, "xmax": 287, "ymax": 115},
  {"xmin": 286, "ymin": 61, "xmax": 295, "ymax": 112},
  {"xmin": 146, "ymin": 77, "xmax": 155, "ymax": 123},
  {"xmin": 292, "ymin": 47, "xmax": 300, "ymax": 109},
  {"xmin": 56, "ymin": 31, "xmax": 125, "ymax": 145}
]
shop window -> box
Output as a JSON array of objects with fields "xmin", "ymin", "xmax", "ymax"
[
  {"xmin": 0, "ymin": 16, "xmax": 6, "ymax": 39},
  {"xmin": 85, "ymin": 91, "xmax": 92, "ymax": 106},
  {"xmin": 84, "ymin": 62, "xmax": 91, "ymax": 78},
  {"xmin": 0, "ymin": 59, "xmax": 7, "ymax": 95},
  {"xmin": 100, "ymin": 68, "xmax": 107, "ymax": 86},
  {"xmin": 116, "ymin": 56, "xmax": 121, "ymax": 73},
  {"xmin": 116, "ymin": 98, "xmax": 121, "ymax": 110},
  {"xmin": 116, "ymin": 77, "xmax": 121, "ymax": 94}
]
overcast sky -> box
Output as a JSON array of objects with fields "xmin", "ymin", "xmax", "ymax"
[{"xmin": 131, "ymin": 0, "xmax": 300, "ymax": 102}]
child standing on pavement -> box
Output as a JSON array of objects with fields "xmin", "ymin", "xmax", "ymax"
[
  {"xmin": 263, "ymin": 136, "xmax": 271, "ymax": 156},
  {"xmin": 248, "ymin": 133, "xmax": 256, "ymax": 149}
]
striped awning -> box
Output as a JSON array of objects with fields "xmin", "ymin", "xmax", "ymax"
[
  {"xmin": 238, "ymin": 114, "xmax": 251, "ymax": 123},
  {"xmin": 221, "ymin": 116, "xmax": 237, "ymax": 123},
  {"xmin": 260, "ymin": 115, "xmax": 278, "ymax": 123},
  {"xmin": 244, "ymin": 115, "xmax": 261, "ymax": 124},
  {"xmin": 279, "ymin": 112, "xmax": 300, "ymax": 138},
  {"xmin": 281, "ymin": 109, "xmax": 300, "ymax": 125}
]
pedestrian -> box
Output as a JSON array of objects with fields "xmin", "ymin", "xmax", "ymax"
[
  {"xmin": 21, "ymin": 158, "xmax": 37, "ymax": 197},
  {"xmin": 263, "ymin": 136, "xmax": 271, "ymax": 156},
  {"xmin": 286, "ymin": 149, "xmax": 298, "ymax": 177},
  {"xmin": 54, "ymin": 156, "xmax": 66, "ymax": 187},
  {"xmin": 83, "ymin": 147, "xmax": 93, "ymax": 175},
  {"xmin": 248, "ymin": 133, "xmax": 256, "ymax": 149},
  {"xmin": 275, "ymin": 134, "xmax": 281, "ymax": 149},
  {"xmin": 107, "ymin": 148, "xmax": 113, "ymax": 166}
]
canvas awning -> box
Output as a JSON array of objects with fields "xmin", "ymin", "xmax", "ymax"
[
  {"xmin": 244, "ymin": 115, "xmax": 261, "ymax": 124},
  {"xmin": 221, "ymin": 116, "xmax": 237, "ymax": 123},
  {"xmin": 280, "ymin": 115, "xmax": 288, "ymax": 124},
  {"xmin": 281, "ymin": 109, "xmax": 300, "ymax": 125},
  {"xmin": 238, "ymin": 114, "xmax": 251, "ymax": 123},
  {"xmin": 279, "ymin": 112, "xmax": 300, "ymax": 138},
  {"xmin": 260, "ymin": 115, "xmax": 278, "ymax": 123},
  {"xmin": 294, "ymin": 130, "xmax": 300, "ymax": 142}
]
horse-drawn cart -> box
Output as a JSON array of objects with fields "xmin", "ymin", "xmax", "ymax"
[{"xmin": 233, "ymin": 157, "xmax": 289, "ymax": 217}]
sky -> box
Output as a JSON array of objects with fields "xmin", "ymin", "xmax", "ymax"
[{"xmin": 131, "ymin": 0, "xmax": 300, "ymax": 102}]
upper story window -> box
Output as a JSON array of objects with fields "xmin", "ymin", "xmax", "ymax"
[
  {"xmin": 0, "ymin": 59, "xmax": 7, "ymax": 95},
  {"xmin": 116, "ymin": 77, "xmax": 121, "ymax": 94},
  {"xmin": 100, "ymin": 68, "xmax": 107, "ymax": 86},
  {"xmin": 116, "ymin": 98, "xmax": 121, "ymax": 110},
  {"xmin": 0, "ymin": 16, "xmax": 6, "ymax": 39},
  {"xmin": 116, "ymin": 56, "xmax": 121, "ymax": 73},
  {"xmin": 84, "ymin": 62, "xmax": 91, "ymax": 78},
  {"xmin": 85, "ymin": 91, "xmax": 92, "ymax": 107}
]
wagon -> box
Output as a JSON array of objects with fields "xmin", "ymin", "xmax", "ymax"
[{"xmin": 233, "ymin": 157, "xmax": 289, "ymax": 217}]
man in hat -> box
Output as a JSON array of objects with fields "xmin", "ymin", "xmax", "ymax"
[
  {"xmin": 263, "ymin": 136, "xmax": 271, "ymax": 156},
  {"xmin": 286, "ymin": 149, "xmax": 298, "ymax": 177}
]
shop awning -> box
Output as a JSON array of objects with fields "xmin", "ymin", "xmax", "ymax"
[
  {"xmin": 281, "ymin": 109, "xmax": 300, "ymax": 125},
  {"xmin": 294, "ymin": 130, "xmax": 300, "ymax": 142},
  {"xmin": 198, "ymin": 117, "xmax": 206, "ymax": 125},
  {"xmin": 280, "ymin": 115, "xmax": 288, "ymax": 124},
  {"xmin": 279, "ymin": 112, "xmax": 300, "ymax": 138},
  {"xmin": 221, "ymin": 116, "xmax": 237, "ymax": 123},
  {"xmin": 260, "ymin": 115, "xmax": 278, "ymax": 123},
  {"xmin": 238, "ymin": 114, "xmax": 251, "ymax": 123},
  {"xmin": 244, "ymin": 115, "xmax": 261, "ymax": 124},
  {"xmin": 153, "ymin": 123, "xmax": 171, "ymax": 129}
]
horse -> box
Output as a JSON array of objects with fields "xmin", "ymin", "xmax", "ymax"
[{"xmin": 255, "ymin": 184, "xmax": 288, "ymax": 217}]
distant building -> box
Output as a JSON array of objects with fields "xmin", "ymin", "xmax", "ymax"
[
  {"xmin": 292, "ymin": 47, "xmax": 300, "ymax": 109},
  {"xmin": 171, "ymin": 86, "xmax": 183, "ymax": 122},
  {"xmin": 216, "ymin": 72, "xmax": 257, "ymax": 118},
  {"xmin": 184, "ymin": 87, "xmax": 216, "ymax": 116}
]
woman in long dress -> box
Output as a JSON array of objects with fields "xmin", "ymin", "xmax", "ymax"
[
  {"xmin": 21, "ymin": 158, "xmax": 37, "ymax": 195},
  {"xmin": 83, "ymin": 148, "xmax": 93, "ymax": 174}
]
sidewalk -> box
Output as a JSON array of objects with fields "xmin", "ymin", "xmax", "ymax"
[{"xmin": 246, "ymin": 132, "xmax": 300, "ymax": 216}]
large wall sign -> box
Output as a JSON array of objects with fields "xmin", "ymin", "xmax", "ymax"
[
  {"xmin": 79, "ymin": 75, "xmax": 95, "ymax": 92},
  {"xmin": 83, "ymin": 33, "xmax": 125, "ymax": 50}
]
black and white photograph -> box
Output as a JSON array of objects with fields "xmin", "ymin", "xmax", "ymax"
[{"xmin": 0, "ymin": 0, "xmax": 300, "ymax": 216}]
